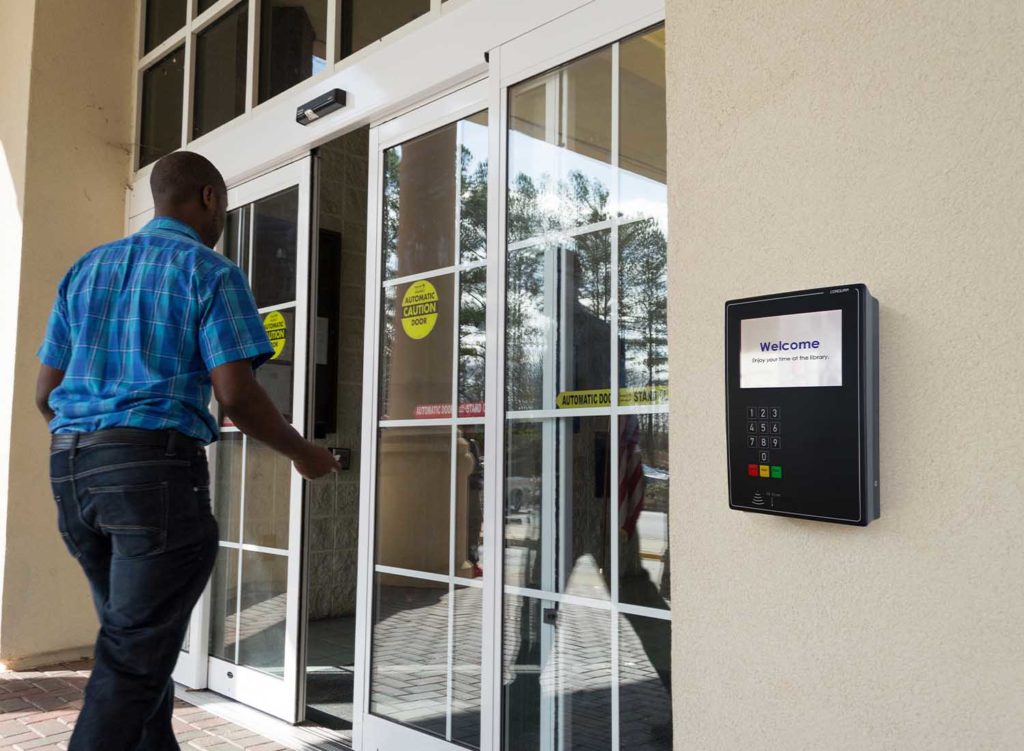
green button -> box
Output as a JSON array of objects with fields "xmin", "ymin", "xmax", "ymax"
[{"xmin": 771, "ymin": 465, "xmax": 782, "ymax": 479}]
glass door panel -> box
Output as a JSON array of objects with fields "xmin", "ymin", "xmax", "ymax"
[
  {"xmin": 205, "ymin": 157, "xmax": 312, "ymax": 723},
  {"xmin": 362, "ymin": 87, "xmax": 490, "ymax": 751},
  {"xmin": 502, "ymin": 25, "xmax": 672, "ymax": 751}
]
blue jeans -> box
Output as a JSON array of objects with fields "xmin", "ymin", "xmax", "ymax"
[{"xmin": 50, "ymin": 434, "xmax": 219, "ymax": 751}]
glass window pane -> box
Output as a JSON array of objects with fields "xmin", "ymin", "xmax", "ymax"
[
  {"xmin": 193, "ymin": 2, "xmax": 249, "ymax": 139},
  {"xmin": 255, "ymin": 307, "xmax": 295, "ymax": 420},
  {"xmin": 619, "ymin": 221, "xmax": 668, "ymax": 402},
  {"xmin": 237, "ymin": 551, "xmax": 289, "ymax": 676},
  {"xmin": 374, "ymin": 427, "xmax": 451, "ymax": 573},
  {"xmin": 382, "ymin": 126, "xmax": 458, "ymax": 279},
  {"xmin": 258, "ymin": 0, "xmax": 328, "ymax": 103},
  {"xmin": 379, "ymin": 275, "xmax": 454, "ymax": 421},
  {"xmin": 451, "ymin": 584, "xmax": 482, "ymax": 748},
  {"xmin": 243, "ymin": 438, "xmax": 292, "ymax": 549},
  {"xmin": 504, "ymin": 417, "xmax": 611, "ymax": 600},
  {"xmin": 213, "ymin": 432, "xmax": 243, "ymax": 542},
  {"xmin": 455, "ymin": 427, "xmax": 485, "ymax": 575},
  {"xmin": 458, "ymin": 268, "xmax": 486, "ymax": 417},
  {"xmin": 619, "ymin": 413, "xmax": 670, "ymax": 610},
  {"xmin": 251, "ymin": 187, "xmax": 299, "ymax": 307},
  {"xmin": 198, "ymin": 0, "xmax": 219, "ymax": 13},
  {"xmin": 209, "ymin": 547, "xmax": 240, "ymax": 661},
  {"xmin": 619, "ymin": 27, "xmax": 667, "ymax": 225},
  {"xmin": 508, "ymin": 48, "xmax": 613, "ymax": 243},
  {"xmin": 144, "ymin": 0, "xmax": 186, "ymax": 53},
  {"xmin": 370, "ymin": 573, "xmax": 449, "ymax": 737},
  {"xmin": 458, "ymin": 112, "xmax": 489, "ymax": 264},
  {"xmin": 619, "ymin": 614, "xmax": 672, "ymax": 750},
  {"xmin": 502, "ymin": 597, "xmax": 611, "ymax": 751},
  {"xmin": 341, "ymin": 0, "xmax": 431, "ymax": 59},
  {"xmin": 223, "ymin": 205, "xmax": 250, "ymax": 273},
  {"xmin": 504, "ymin": 231, "xmax": 611, "ymax": 412},
  {"xmin": 139, "ymin": 47, "xmax": 184, "ymax": 169}
]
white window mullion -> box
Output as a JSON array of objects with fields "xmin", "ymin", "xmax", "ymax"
[
  {"xmin": 609, "ymin": 39, "xmax": 622, "ymax": 751},
  {"xmin": 245, "ymin": 0, "xmax": 259, "ymax": 112}
]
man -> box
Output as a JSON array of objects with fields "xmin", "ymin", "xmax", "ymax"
[{"xmin": 36, "ymin": 151, "xmax": 339, "ymax": 750}]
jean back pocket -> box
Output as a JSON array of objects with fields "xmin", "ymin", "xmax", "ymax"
[{"xmin": 87, "ymin": 481, "xmax": 169, "ymax": 558}]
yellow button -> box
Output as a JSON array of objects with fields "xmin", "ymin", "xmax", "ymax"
[{"xmin": 759, "ymin": 465, "xmax": 770, "ymax": 478}]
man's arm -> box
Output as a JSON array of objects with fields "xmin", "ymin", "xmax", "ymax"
[
  {"xmin": 210, "ymin": 360, "xmax": 339, "ymax": 479},
  {"xmin": 35, "ymin": 364, "xmax": 64, "ymax": 424}
]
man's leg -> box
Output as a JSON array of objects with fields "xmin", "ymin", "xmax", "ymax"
[{"xmin": 67, "ymin": 440, "xmax": 219, "ymax": 751}]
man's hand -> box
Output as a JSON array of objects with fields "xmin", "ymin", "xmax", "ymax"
[
  {"xmin": 294, "ymin": 444, "xmax": 341, "ymax": 480},
  {"xmin": 211, "ymin": 360, "xmax": 341, "ymax": 478},
  {"xmin": 35, "ymin": 364, "xmax": 64, "ymax": 424}
]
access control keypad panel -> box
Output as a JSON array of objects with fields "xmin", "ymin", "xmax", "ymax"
[
  {"xmin": 745, "ymin": 406, "xmax": 783, "ymax": 486},
  {"xmin": 726, "ymin": 284, "xmax": 880, "ymax": 526}
]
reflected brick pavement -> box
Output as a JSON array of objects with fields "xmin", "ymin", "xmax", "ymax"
[{"xmin": 0, "ymin": 662, "xmax": 287, "ymax": 750}]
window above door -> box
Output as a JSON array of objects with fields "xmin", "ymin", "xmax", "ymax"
[{"xmin": 135, "ymin": 0, "xmax": 468, "ymax": 169}]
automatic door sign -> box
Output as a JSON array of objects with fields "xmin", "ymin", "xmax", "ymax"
[
  {"xmin": 401, "ymin": 280, "xmax": 439, "ymax": 340},
  {"xmin": 264, "ymin": 311, "xmax": 287, "ymax": 360},
  {"xmin": 555, "ymin": 385, "xmax": 669, "ymax": 408}
]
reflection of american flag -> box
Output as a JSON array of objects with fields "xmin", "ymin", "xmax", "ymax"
[{"xmin": 619, "ymin": 415, "xmax": 645, "ymax": 539}]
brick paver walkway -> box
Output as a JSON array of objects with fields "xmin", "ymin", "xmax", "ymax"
[{"xmin": 0, "ymin": 661, "xmax": 286, "ymax": 750}]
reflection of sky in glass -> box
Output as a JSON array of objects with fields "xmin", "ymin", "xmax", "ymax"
[
  {"xmin": 509, "ymin": 129, "xmax": 667, "ymax": 244},
  {"xmin": 312, "ymin": 56, "xmax": 327, "ymax": 76},
  {"xmin": 619, "ymin": 169, "xmax": 667, "ymax": 234}
]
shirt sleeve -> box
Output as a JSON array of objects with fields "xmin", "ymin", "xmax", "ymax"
[
  {"xmin": 37, "ymin": 274, "xmax": 72, "ymax": 371},
  {"xmin": 198, "ymin": 263, "xmax": 275, "ymax": 371}
]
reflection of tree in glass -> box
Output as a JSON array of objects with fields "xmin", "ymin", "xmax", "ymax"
[
  {"xmin": 507, "ymin": 168, "xmax": 610, "ymax": 242},
  {"xmin": 619, "ymin": 218, "xmax": 668, "ymax": 391},
  {"xmin": 459, "ymin": 269, "xmax": 487, "ymax": 407},
  {"xmin": 459, "ymin": 144, "xmax": 488, "ymax": 263},
  {"xmin": 504, "ymin": 250, "xmax": 544, "ymax": 411},
  {"xmin": 379, "ymin": 289, "xmax": 396, "ymax": 418},
  {"xmin": 382, "ymin": 147, "xmax": 401, "ymax": 277}
]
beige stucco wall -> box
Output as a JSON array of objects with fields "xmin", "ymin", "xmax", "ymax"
[
  {"xmin": 0, "ymin": 0, "xmax": 135, "ymax": 667},
  {"xmin": 666, "ymin": 1, "xmax": 1023, "ymax": 748}
]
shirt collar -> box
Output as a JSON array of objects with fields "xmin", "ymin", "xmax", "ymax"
[{"xmin": 141, "ymin": 217, "xmax": 206, "ymax": 245}]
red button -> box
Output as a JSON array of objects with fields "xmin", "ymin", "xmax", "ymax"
[{"xmin": 747, "ymin": 464, "xmax": 759, "ymax": 477}]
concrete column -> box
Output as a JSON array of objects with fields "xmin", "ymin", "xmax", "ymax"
[{"xmin": 0, "ymin": 0, "xmax": 135, "ymax": 669}]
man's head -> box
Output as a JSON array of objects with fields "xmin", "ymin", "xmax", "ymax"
[{"xmin": 151, "ymin": 152, "xmax": 228, "ymax": 248}]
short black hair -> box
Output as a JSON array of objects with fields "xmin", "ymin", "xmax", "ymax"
[{"xmin": 151, "ymin": 151, "xmax": 226, "ymax": 209}]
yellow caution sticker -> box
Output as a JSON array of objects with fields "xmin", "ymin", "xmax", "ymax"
[
  {"xmin": 263, "ymin": 311, "xmax": 287, "ymax": 360},
  {"xmin": 401, "ymin": 280, "xmax": 439, "ymax": 340},
  {"xmin": 555, "ymin": 385, "xmax": 669, "ymax": 408}
]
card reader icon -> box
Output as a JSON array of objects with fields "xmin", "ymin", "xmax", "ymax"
[{"xmin": 752, "ymin": 491, "xmax": 765, "ymax": 506}]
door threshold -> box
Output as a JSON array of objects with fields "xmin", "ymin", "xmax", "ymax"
[{"xmin": 174, "ymin": 684, "xmax": 352, "ymax": 750}]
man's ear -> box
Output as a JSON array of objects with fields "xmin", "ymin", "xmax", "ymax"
[{"xmin": 202, "ymin": 184, "xmax": 218, "ymax": 210}]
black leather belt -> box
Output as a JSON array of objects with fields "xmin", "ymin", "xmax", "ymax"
[{"xmin": 51, "ymin": 428, "xmax": 200, "ymax": 452}]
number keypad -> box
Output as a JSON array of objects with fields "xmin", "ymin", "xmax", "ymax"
[{"xmin": 747, "ymin": 406, "xmax": 784, "ymax": 480}]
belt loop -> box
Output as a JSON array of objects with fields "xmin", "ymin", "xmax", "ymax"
[
  {"xmin": 165, "ymin": 430, "xmax": 179, "ymax": 457},
  {"xmin": 69, "ymin": 433, "xmax": 80, "ymax": 459}
]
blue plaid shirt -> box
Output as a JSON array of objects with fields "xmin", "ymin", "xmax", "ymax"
[{"xmin": 38, "ymin": 217, "xmax": 274, "ymax": 443}]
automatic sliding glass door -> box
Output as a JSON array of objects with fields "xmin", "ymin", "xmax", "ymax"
[
  {"xmin": 202, "ymin": 157, "xmax": 313, "ymax": 723},
  {"xmin": 501, "ymin": 25, "xmax": 672, "ymax": 751}
]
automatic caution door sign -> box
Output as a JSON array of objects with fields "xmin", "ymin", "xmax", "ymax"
[
  {"xmin": 263, "ymin": 311, "xmax": 287, "ymax": 360},
  {"xmin": 401, "ymin": 280, "xmax": 439, "ymax": 340}
]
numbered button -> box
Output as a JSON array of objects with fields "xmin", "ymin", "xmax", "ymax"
[
  {"xmin": 747, "ymin": 435, "xmax": 757, "ymax": 449},
  {"xmin": 758, "ymin": 436, "xmax": 770, "ymax": 449},
  {"xmin": 758, "ymin": 450, "xmax": 770, "ymax": 463},
  {"xmin": 770, "ymin": 407, "xmax": 781, "ymax": 419},
  {"xmin": 758, "ymin": 422, "xmax": 768, "ymax": 434},
  {"xmin": 770, "ymin": 436, "xmax": 782, "ymax": 450},
  {"xmin": 770, "ymin": 421, "xmax": 782, "ymax": 435},
  {"xmin": 747, "ymin": 407, "xmax": 757, "ymax": 419},
  {"xmin": 747, "ymin": 421, "xmax": 757, "ymax": 434},
  {"xmin": 758, "ymin": 407, "xmax": 769, "ymax": 419}
]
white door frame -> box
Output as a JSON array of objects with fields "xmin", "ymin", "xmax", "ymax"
[{"xmin": 173, "ymin": 156, "xmax": 314, "ymax": 724}]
